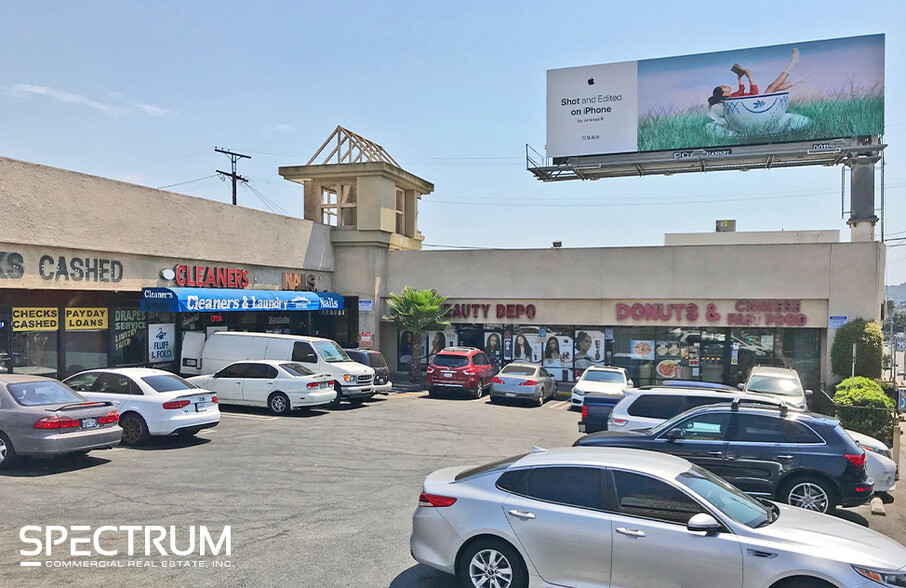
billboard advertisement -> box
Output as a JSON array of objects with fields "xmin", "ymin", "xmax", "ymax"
[{"xmin": 547, "ymin": 34, "xmax": 884, "ymax": 159}]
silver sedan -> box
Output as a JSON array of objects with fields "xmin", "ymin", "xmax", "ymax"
[
  {"xmin": 410, "ymin": 446, "xmax": 906, "ymax": 588},
  {"xmin": 489, "ymin": 363, "xmax": 556, "ymax": 406}
]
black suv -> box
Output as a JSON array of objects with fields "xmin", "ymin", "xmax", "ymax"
[
  {"xmin": 344, "ymin": 349, "xmax": 392, "ymax": 394},
  {"xmin": 575, "ymin": 402, "xmax": 872, "ymax": 513}
]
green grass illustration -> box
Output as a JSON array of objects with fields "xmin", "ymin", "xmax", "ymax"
[{"xmin": 637, "ymin": 92, "xmax": 883, "ymax": 152}]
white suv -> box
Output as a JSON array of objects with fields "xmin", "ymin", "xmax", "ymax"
[{"xmin": 570, "ymin": 366, "xmax": 631, "ymax": 410}]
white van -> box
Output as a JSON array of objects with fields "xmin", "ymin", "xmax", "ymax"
[{"xmin": 181, "ymin": 332, "xmax": 375, "ymax": 405}]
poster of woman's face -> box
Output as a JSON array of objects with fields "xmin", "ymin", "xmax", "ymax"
[
  {"xmin": 484, "ymin": 332, "xmax": 502, "ymax": 370},
  {"xmin": 426, "ymin": 329, "xmax": 458, "ymax": 363},
  {"xmin": 574, "ymin": 330, "xmax": 606, "ymax": 371}
]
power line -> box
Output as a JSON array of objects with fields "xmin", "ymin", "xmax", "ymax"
[{"xmin": 156, "ymin": 174, "xmax": 219, "ymax": 189}]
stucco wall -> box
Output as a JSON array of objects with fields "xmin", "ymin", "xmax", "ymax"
[{"xmin": 0, "ymin": 156, "xmax": 333, "ymax": 272}]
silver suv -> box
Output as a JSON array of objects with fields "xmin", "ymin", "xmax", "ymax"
[{"xmin": 741, "ymin": 366, "xmax": 809, "ymax": 409}]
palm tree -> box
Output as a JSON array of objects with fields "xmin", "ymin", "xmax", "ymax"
[{"xmin": 384, "ymin": 287, "xmax": 451, "ymax": 383}]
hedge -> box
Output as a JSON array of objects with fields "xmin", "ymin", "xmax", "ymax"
[
  {"xmin": 833, "ymin": 381, "xmax": 896, "ymax": 446},
  {"xmin": 830, "ymin": 319, "xmax": 883, "ymax": 379}
]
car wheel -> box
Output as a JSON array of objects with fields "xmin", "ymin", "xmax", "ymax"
[
  {"xmin": 119, "ymin": 413, "xmax": 150, "ymax": 446},
  {"xmin": 535, "ymin": 391, "xmax": 544, "ymax": 407},
  {"xmin": 330, "ymin": 383, "xmax": 344, "ymax": 408},
  {"xmin": 268, "ymin": 392, "xmax": 291, "ymax": 416},
  {"xmin": 471, "ymin": 381, "xmax": 484, "ymax": 399},
  {"xmin": 783, "ymin": 477, "xmax": 836, "ymax": 513},
  {"xmin": 427, "ymin": 387, "xmax": 437, "ymax": 398},
  {"xmin": 457, "ymin": 538, "xmax": 528, "ymax": 588},
  {"xmin": 0, "ymin": 431, "xmax": 19, "ymax": 470}
]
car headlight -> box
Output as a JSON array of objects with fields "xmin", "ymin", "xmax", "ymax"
[
  {"xmin": 853, "ymin": 565, "xmax": 906, "ymax": 586},
  {"xmin": 573, "ymin": 387, "xmax": 585, "ymax": 396},
  {"xmin": 343, "ymin": 374, "xmax": 353, "ymax": 382}
]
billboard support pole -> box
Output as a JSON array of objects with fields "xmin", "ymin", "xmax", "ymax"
[{"xmin": 845, "ymin": 136, "xmax": 882, "ymax": 243}]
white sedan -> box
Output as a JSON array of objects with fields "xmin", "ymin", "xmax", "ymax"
[
  {"xmin": 63, "ymin": 368, "xmax": 220, "ymax": 446},
  {"xmin": 187, "ymin": 360, "xmax": 336, "ymax": 415}
]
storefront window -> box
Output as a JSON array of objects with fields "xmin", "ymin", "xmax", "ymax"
[
  {"xmin": 64, "ymin": 330, "xmax": 108, "ymax": 376},
  {"xmin": 775, "ymin": 328, "xmax": 821, "ymax": 392},
  {"xmin": 611, "ymin": 326, "xmax": 657, "ymax": 386},
  {"xmin": 111, "ymin": 308, "xmax": 147, "ymax": 367},
  {"xmin": 12, "ymin": 329, "xmax": 58, "ymax": 377}
]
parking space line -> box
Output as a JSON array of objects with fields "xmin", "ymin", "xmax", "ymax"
[
  {"xmin": 388, "ymin": 392, "xmax": 425, "ymax": 398},
  {"xmin": 220, "ymin": 413, "xmax": 279, "ymax": 421}
]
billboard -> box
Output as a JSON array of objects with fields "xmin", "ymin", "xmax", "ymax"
[{"xmin": 547, "ymin": 34, "xmax": 884, "ymax": 159}]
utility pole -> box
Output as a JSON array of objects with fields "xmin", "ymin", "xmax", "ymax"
[{"xmin": 215, "ymin": 147, "xmax": 250, "ymax": 205}]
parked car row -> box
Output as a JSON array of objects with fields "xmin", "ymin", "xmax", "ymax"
[{"xmin": 0, "ymin": 332, "xmax": 395, "ymax": 467}]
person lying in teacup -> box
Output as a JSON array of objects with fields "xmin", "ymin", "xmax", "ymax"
[{"xmin": 707, "ymin": 48, "xmax": 804, "ymax": 108}]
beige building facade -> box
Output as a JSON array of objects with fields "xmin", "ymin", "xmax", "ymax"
[{"xmin": 0, "ymin": 152, "xmax": 886, "ymax": 391}]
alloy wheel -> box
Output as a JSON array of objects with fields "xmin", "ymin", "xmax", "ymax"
[
  {"xmin": 121, "ymin": 417, "xmax": 141, "ymax": 444},
  {"xmin": 469, "ymin": 548, "xmax": 513, "ymax": 588},
  {"xmin": 0, "ymin": 437, "xmax": 7, "ymax": 464},
  {"xmin": 788, "ymin": 481, "xmax": 829, "ymax": 512},
  {"xmin": 271, "ymin": 395, "xmax": 287, "ymax": 413}
]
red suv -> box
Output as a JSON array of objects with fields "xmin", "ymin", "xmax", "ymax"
[{"xmin": 426, "ymin": 347, "xmax": 496, "ymax": 399}]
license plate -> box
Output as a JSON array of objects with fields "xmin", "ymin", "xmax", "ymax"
[
  {"xmin": 81, "ymin": 418, "xmax": 98, "ymax": 429},
  {"xmin": 320, "ymin": 382, "xmax": 329, "ymax": 389},
  {"xmin": 196, "ymin": 402, "xmax": 209, "ymax": 412},
  {"xmin": 443, "ymin": 372, "xmax": 453, "ymax": 378},
  {"xmin": 506, "ymin": 393, "xmax": 516, "ymax": 398}
]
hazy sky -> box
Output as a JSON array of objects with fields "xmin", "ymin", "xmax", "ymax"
[{"xmin": 2, "ymin": 1, "xmax": 905, "ymax": 285}]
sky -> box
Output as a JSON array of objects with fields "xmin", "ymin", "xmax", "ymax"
[{"xmin": 2, "ymin": 1, "xmax": 905, "ymax": 285}]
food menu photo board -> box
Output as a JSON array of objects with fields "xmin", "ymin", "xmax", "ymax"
[
  {"xmin": 655, "ymin": 339, "xmax": 684, "ymax": 379},
  {"xmin": 630, "ymin": 340, "xmax": 655, "ymax": 361}
]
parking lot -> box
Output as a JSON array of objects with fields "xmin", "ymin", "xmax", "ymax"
[{"xmin": 0, "ymin": 392, "xmax": 903, "ymax": 588}]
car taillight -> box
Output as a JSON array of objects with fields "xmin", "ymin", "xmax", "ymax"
[
  {"xmin": 492, "ymin": 377, "xmax": 504, "ymax": 384},
  {"xmin": 426, "ymin": 367, "xmax": 435, "ymax": 374},
  {"xmin": 846, "ymin": 453, "xmax": 866, "ymax": 467},
  {"xmin": 163, "ymin": 400, "xmax": 191, "ymax": 410},
  {"xmin": 611, "ymin": 418, "xmax": 627, "ymax": 426},
  {"xmin": 33, "ymin": 416, "xmax": 80, "ymax": 429},
  {"xmin": 464, "ymin": 368, "xmax": 478, "ymax": 375},
  {"xmin": 581, "ymin": 405, "xmax": 588, "ymax": 419},
  {"xmin": 418, "ymin": 492, "xmax": 457, "ymax": 507},
  {"xmin": 307, "ymin": 382, "xmax": 320, "ymax": 390},
  {"xmin": 328, "ymin": 381, "xmax": 334, "ymax": 387},
  {"xmin": 520, "ymin": 380, "xmax": 537, "ymax": 386},
  {"xmin": 211, "ymin": 396, "xmax": 218, "ymax": 403},
  {"xmin": 97, "ymin": 410, "xmax": 119, "ymax": 425}
]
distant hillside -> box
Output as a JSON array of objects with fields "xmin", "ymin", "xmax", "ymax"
[{"xmin": 888, "ymin": 282, "xmax": 906, "ymax": 304}]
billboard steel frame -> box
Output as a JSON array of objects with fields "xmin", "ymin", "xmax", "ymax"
[{"xmin": 527, "ymin": 136, "xmax": 885, "ymax": 182}]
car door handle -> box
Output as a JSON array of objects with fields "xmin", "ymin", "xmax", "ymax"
[
  {"xmin": 707, "ymin": 451, "xmax": 724, "ymax": 457},
  {"xmin": 616, "ymin": 527, "xmax": 646, "ymax": 538},
  {"xmin": 507, "ymin": 510, "xmax": 535, "ymax": 520},
  {"xmin": 747, "ymin": 549, "xmax": 778, "ymax": 559},
  {"xmin": 776, "ymin": 455, "xmax": 794, "ymax": 461}
]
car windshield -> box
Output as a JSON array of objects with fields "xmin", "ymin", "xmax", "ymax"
[
  {"xmin": 501, "ymin": 365, "xmax": 536, "ymax": 376},
  {"xmin": 7, "ymin": 380, "xmax": 85, "ymax": 406},
  {"xmin": 141, "ymin": 375, "xmax": 197, "ymax": 392},
  {"xmin": 582, "ymin": 370, "xmax": 625, "ymax": 383},
  {"xmin": 677, "ymin": 466, "xmax": 773, "ymax": 528},
  {"xmin": 433, "ymin": 355, "xmax": 469, "ymax": 368},
  {"xmin": 746, "ymin": 375, "xmax": 802, "ymax": 397},
  {"xmin": 313, "ymin": 341, "xmax": 351, "ymax": 363},
  {"xmin": 281, "ymin": 363, "xmax": 314, "ymax": 377},
  {"xmin": 367, "ymin": 353, "xmax": 387, "ymax": 368}
]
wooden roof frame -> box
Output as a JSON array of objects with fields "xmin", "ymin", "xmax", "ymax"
[{"xmin": 307, "ymin": 126, "xmax": 401, "ymax": 167}]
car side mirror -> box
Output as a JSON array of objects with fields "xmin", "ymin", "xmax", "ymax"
[
  {"xmin": 666, "ymin": 428, "xmax": 685, "ymax": 442},
  {"xmin": 737, "ymin": 383, "xmax": 745, "ymax": 390},
  {"xmin": 687, "ymin": 513, "xmax": 722, "ymax": 533},
  {"xmin": 627, "ymin": 379, "xmax": 634, "ymax": 387},
  {"xmin": 805, "ymin": 389, "xmax": 813, "ymax": 397}
]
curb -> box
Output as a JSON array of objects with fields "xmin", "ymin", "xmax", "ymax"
[{"xmin": 870, "ymin": 496, "xmax": 886, "ymax": 516}]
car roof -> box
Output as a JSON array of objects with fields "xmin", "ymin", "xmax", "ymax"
[
  {"xmin": 687, "ymin": 401, "xmax": 830, "ymax": 422},
  {"xmin": 438, "ymin": 347, "xmax": 479, "ymax": 355},
  {"xmin": 0, "ymin": 374, "xmax": 58, "ymax": 384},
  {"xmin": 67, "ymin": 367, "xmax": 178, "ymax": 378},
  {"xmin": 628, "ymin": 386, "xmax": 743, "ymax": 396},
  {"xmin": 749, "ymin": 366, "xmax": 799, "ymax": 378},
  {"xmin": 512, "ymin": 447, "xmax": 692, "ymax": 478},
  {"xmin": 211, "ymin": 332, "xmax": 335, "ymax": 343},
  {"xmin": 503, "ymin": 362, "xmax": 537, "ymax": 367},
  {"xmin": 584, "ymin": 366, "xmax": 624, "ymax": 372}
]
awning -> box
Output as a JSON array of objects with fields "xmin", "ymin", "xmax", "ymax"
[{"xmin": 140, "ymin": 287, "xmax": 343, "ymax": 313}]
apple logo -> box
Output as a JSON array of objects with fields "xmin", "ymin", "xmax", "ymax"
[{"xmin": 587, "ymin": 77, "xmax": 595, "ymax": 85}]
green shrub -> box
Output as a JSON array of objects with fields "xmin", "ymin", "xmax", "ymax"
[
  {"xmin": 834, "ymin": 376, "xmax": 884, "ymax": 396},
  {"xmin": 833, "ymin": 383, "xmax": 896, "ymax": 445},
  {"xmin": 877, "ymin": 380, "xmax": 898, "ymax": 401},
  {"xmin": 830, "ymin": 319, "xmax": 883, "ymax": 379}
]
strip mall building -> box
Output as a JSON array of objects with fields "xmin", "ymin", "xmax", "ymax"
[{"xmin": 0, "ymin": 143, "xmax": 885, "ymax": 393}]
